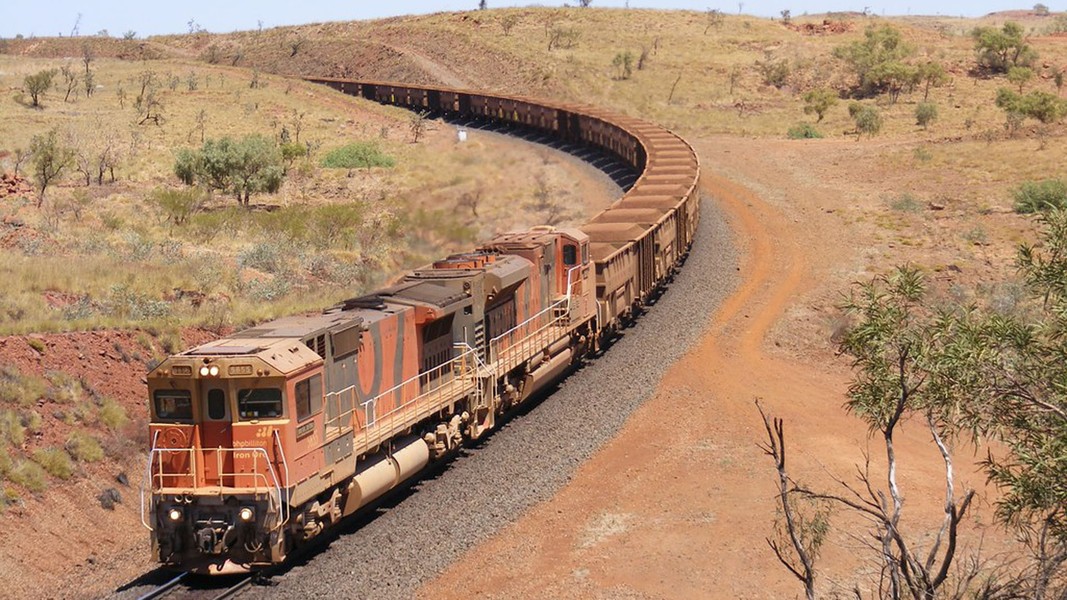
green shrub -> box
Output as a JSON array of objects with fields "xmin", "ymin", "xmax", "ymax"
[
  {"xmin": 98, "ymin": 398, "xmax": 129, "ymax": 431},
  {"xmin": 787, "ymin": 123, "xmax": 824, "ymax": 139},
  {"xmin": 802, "ymin": 88, "xmax": 838, "ymax": 123},
  {"xmin": 104, "ymin": 284, "xmax": 171, "ymax": 321},
  {"xmin": 889, "ymin": 193, "xmax": 923, "ymax": 213},
  {"xmin": 65, "ymin": 431, "xmax": 104, "ymax": 462},
  {"xmin": 915, "ymin": 102, "xmax": 938, "ymax": 129},
  {"xmin": 850, "ymin": 103, "xmax": 883, "ymax": 138},
  {"xmin": 238, "ymin": 242, "xmax": 288, "ymax": 273},
  {"xmin": 9, "ymin": 460, "xmax": 48, "ymax": 492},
  {"xmin": 308, "ymin": 204, "xmax": 364, "ymax": 250},
  {"xmin": 320, "ymin": 142, "xmax": 395, "ymax": 169},
  {"xmin": 149, "ymin": 186, "xmax": 209, "ymax": 226},
  {"xmin": 1014, "ymin": 179, "xmax": 1067, "ymax": 213},
  {"xmin": 756, "ymin": 58, "xmax": 791, "ymax": 89},
  {"xmin": 32, "ymin": 447, "xmax": 74, "ymax": 479},
  {"xmin": 27, "ymin": 338, "xmax": 46, "ymax": 353},
  {"xmin": 996, "ymin": 88, "xmax": 1067, "ymax": 124},
  {"xmin": 241, "ymin": 275, "xmax": 292, "ymax": 302}
]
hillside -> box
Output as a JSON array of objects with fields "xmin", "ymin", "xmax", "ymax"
[{"xmin": 3, "ymin": 6, "xmax": 1067, "ymax": 598}]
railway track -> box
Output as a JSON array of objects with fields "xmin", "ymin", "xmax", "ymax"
[{"xmin": 134, "ymin": 573, "xmax": 253, "ymax": 600}]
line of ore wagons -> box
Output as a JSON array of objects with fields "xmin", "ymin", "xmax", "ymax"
[{"xmin": 307, "ymin": 78, "xmax": 701, "ymax": 328}]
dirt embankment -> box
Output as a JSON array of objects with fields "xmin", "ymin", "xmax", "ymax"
[{"xmin": 0, "ymin": 328, "xmax": 219, "ymax": 599}]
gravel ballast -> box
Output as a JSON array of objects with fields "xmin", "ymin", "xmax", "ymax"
[{"xmin": 245, "ymin": 194, "xmax": 739, "ymax": 599}]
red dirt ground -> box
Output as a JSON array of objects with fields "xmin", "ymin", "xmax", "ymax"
[{"xmin": 421, "ymin": 138, "xmax": 1014, "ymax": 599}]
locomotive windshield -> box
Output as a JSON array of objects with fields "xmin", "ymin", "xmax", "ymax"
[
  {"xmin": 238, "ymin": 388, "xmax": 283, "ymax": 420},
  {"xmin": 153, "ymin": 390, "xmax": 193, "ymax": 421}
]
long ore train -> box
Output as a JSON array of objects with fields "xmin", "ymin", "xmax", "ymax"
[{"xmin": 141, "ymin": 78, "xmax": 701, "ymax": 573}]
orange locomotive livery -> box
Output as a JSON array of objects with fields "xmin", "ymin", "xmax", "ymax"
[{"xmin": 142, "ymin": 80, "xmax": 700, "ymax": 573}]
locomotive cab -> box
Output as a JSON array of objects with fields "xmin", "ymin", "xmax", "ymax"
[{"xmin": 145, "ymin": 338, "xmax": 322, "ymax": 573}]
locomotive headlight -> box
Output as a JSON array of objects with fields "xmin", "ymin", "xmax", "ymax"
[
  {"xmin": 168, "ymin": 508, "xmax": 183, "ymax": 522},
  {"xmin": 199, "ymin": 366, "xmax": 210, "ymax": 377},
  {"xmin": 238, "ymin": 507, "xmax": 254, "ymax": 522},
  {"xmin": 208, "ymin": 365, "xmax": 219, "ymax": 377}
]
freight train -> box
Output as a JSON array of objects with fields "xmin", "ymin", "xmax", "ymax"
[{"xmin": 141, "ymin": 79, "xmax": 700, "ymax": 573}]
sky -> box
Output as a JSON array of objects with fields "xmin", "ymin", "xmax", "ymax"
[{"xmin": 0, "ymin": 1, "xmax": 1044, "ymax": 39}]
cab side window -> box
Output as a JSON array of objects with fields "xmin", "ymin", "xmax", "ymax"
[
  {"xmin": 563, "ymin": 244, "xmax": 578, "ymax": 266},
  {"xmin": 238, "ymin": 388, "xmax": 283, "ymax": 419},
  {"xmin": 295, "ymin": 374, "xmax": 322, "ymax": 422}
]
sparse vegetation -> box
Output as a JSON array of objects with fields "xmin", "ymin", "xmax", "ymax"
[
  {"xmin": 30, "ymin": 128, "xmax": 74, "ymax": 207},
  {"xmin": 98, "ymin": 398, "xmax": 129, "ymax": 431},
  {"xmin": 149, "ymin": 186, "xmax": 209, "ymax": 226},
  {"xmin": 175, "ymin": 135, "xmax": 285, "ymax": 206},
  {"xmin": 973, "ymin": 22, "xmax": 1037, "ymax": 74},
  {"xmin": 612, "ymin": 51, "xmax": 635, "ymax": 80},
  {"xmin": 65, "ymin": 431, "xmax": 104, "ymax": 462},
  {"xmin": 31, "ymin": 447, "xmax": 73, "ymax": 479},
  {"xmin": 801, "ymin": 88, "xmax": 837, "ymax": 123},
  {"xmin": 1014, "ymin": 179, "xmax": 1067, "ymax": 213},
  {"xmin": 833, "ymin": 24, "xmax": 916, "ymax": 98},
  {"xmin": 996, "ymin": 88, "xmax": 1067, "ymax": 125},
  {"xmin": 915, "ymin": 102, "xmax": 938, "ymax": 129},
  {"xmin": 786, "ymin": 123, "xmax": 823, "ymax": 139},
  {"xmin": 0, "ymin": 367, "xmax": 47, "ymax": 408},
  {"xmin": 22, "ymin": 69, "xmax": 57, "ymax": 108},
  {"xmin": 8, "ymin": 460, "xmax": 47, "ymax": 493},
  {"xmin": 849, "ymin": 103, "xmax": 882, "ymax": 138},
  {"xmin": 320, "ymin": 142, "xmax": 395, "ymax": 169}
]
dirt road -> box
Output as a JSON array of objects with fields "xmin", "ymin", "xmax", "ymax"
[{"xmin": 423, "ymin": 138, "xmax": 1001, "ymax": 599}]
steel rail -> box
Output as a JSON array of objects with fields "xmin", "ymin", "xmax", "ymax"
[{"xmin": 135, "ymin": 571, "xmax": 188, "ymax": 600}]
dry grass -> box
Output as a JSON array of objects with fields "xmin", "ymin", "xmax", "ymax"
[{"xmin": 0, "ymin": 50, "xmax": 612, "ymax": 334}]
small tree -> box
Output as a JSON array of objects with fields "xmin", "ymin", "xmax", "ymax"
[
  {"xmin": 917, "ymin": 61, "xmax": 948, "ymax": 101},
  {"xmin": 30, "ymin": 129, "xmax": 74, "ymax": 207},
  {"xmin": 478, "ymin": 0, "xmax": 487, "ymax": 9},
  {"xmin": 1008, "ymin": 65, "xmax": 1034, "ymax": 93},
  {"xmin": 996, "ymin": 88, "xmax": 1067, "ymax": 125},
  {"xmin": 81, "ymin": 42, "xmax": 95, "ymax": 97},
  {"xmin": 175, "ymin": 135, "xmax": 284, "ymax": 206},
  {"xmin": 134, "ymin": 71, "xmax": 164, "ymax": 126},
  {"xmin": 849, "ymin": 103, "xmax": 882, "ymax": 138},
  {"xmin": 802, "ymin": 88, "xmax": 838, "ymax": 123},
  {"xmin": 756, "ymin": 56, "xmax": 791, "ymax": 89},
  {"xmin": 612, "ymin": 51, "xmax": 635, "ymax": 80},
  {"xmin": 757, "ymin": 402, "xmax": 827, "ymax": 600},
  {"xmin": 833, "ymin": 24, "xmax": 916, "ymax": 97},
  {"xmin": 60, "ymin": 65, "xmax": 79, "ymax": 102},
  {"xmin": 578, "ymin": 0, "xmax": 592, "ymax": 6},
  {"xmin": 728, "ymin": 66, "xmax": 743, "ymax": 95},
  {"xmin": 780, "ymin": 9, "xmax": 792, "ymax": 24},
  {"xmin": 704, "ymin": 8, "xmax": 724, "ymax": 34},
  {"xmin": 280, "ymin": 142, "xmax": 306, "ymax": 174},
  {"xmin": 23, "ymin": 69, "xmax": 57, "ymax": 108},
  {"xmin": 1034, "ymin": 3, "xmax": 1050, "ymax": 16},
  {"xmin": 973, "ymin": 22, "xmax": 1037, "ymax": 73},
  {"xmin": 500, "ymin": 14, "xmax": 519, "ymax": 35},
  {"xmin": 915, "ymin": 102, "xmax": 938, "ymax": 129},
  {"xmin": 150, "ymin": 187, "xmax": 208, "ymax": 226},
  {"xmin": 409, "ymin": 110, "xmax": 430, "ymax": 143}
]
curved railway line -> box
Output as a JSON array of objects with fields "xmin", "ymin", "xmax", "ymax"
[{"xmin": 129, "ymin": 78, "xmax": 711, "ymax": 597}]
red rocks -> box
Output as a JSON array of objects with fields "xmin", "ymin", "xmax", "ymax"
[{"xmin": 0, "ymin": 173, "xmax": 33, "ymax": 199}]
